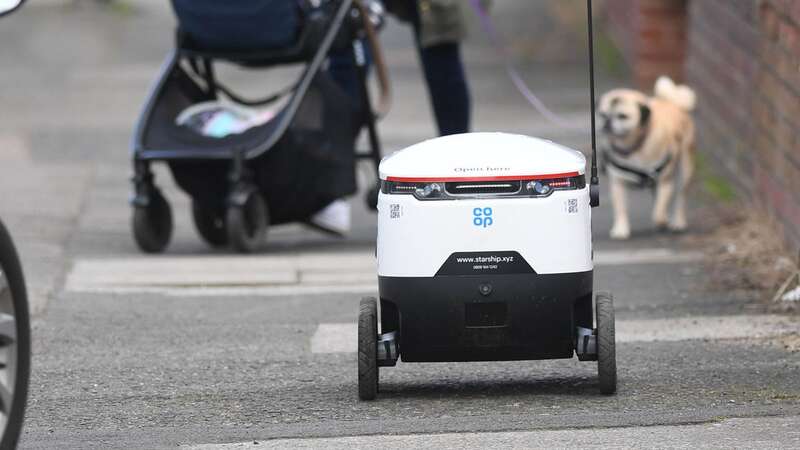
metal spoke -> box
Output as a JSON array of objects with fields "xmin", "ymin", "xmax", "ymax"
[
  {"xmin": 0, "ymin": 379, "xmax": 11, "ymax": 414},
  {"xmin": 0, "ymin": 270, "xmax": 9, "ymax": 303},
  {"xmin": 0, "ymin": 313, "xmax": 15, "ymax": 345}
]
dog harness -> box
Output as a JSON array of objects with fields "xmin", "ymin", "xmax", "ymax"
[{"xmin": 602, "ymin": 146, "xmax": 672, "ymax": 189}]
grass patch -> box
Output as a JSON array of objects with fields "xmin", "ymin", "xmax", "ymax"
[
  {"xmin": 695, "ymin": 153, "xmax": 737, "ymax": 203},
  {"xmin": 595, "ymin": 31, "xmax": 627, "ymax": 77},
  {"xmin": 771, "ymin": 393, "xmax": 800, "ymax": 400},
  {"xmin": 107, "ymin": 0, "xmax": 137, "ymax": 17}
]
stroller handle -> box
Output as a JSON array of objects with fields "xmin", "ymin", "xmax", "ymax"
[{"xmin": 354, "ymin": 0, "xmax": 392, "ymax": 119}]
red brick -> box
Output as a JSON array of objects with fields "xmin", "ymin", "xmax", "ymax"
[
  {"xmin": 778, "ymin": 17, "xmax": 799, "ymax": 50},
  {"xmin": 605, "ymin": 0, "xmax": 688, "ymax": 89},
  {"xmin": 760, "ymin": 2, "xmax": 782, "ymax": 41},
  {"xmin": 755, "ymin": 165, "xmax": 800, "ymax": 237},
  {"xmin": 791, "ymin": 3, "xmax": 800, "ymax": 24}
]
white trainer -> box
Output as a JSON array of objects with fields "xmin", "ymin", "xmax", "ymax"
[{"xmin": 308, "ymin": 199, "xmax": 351, "ymax": 237}]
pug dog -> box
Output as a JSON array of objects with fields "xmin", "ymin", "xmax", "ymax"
[{"xmin": 598, "ymin": 76, "xmax": 697, "ymax": 240}]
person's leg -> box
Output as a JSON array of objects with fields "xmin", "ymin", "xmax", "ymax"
[
  {"xmin": 328, "ymin": 49, "xmax": 360, "ymax": 100},
  {"xmin": 419, "ymin": 43, "xmax": 470, "ymax": 135},
  {"xmin": 328, "ymin": 41, "xmax": 375, "ymax": 115},
  {"xmin": 410, "ymin": 1, "xmax": 471, "ymax": 136}
]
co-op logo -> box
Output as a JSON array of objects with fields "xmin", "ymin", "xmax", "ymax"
[{"xmin": 473, "ymin": 207, "xmax": 494, "ymax": 228}]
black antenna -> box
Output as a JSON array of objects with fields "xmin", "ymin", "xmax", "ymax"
[{"xmin": 587, "ymin": 0, "xmax": 600, "ymax": 208}]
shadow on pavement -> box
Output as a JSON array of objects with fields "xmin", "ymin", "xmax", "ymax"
[{"xmin": 378, "ymin": 376, "xmax": 600, "ymax": 399}]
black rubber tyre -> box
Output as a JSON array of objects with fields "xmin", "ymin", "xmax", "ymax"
[
  {"xmin": 132, "ymin": 189, "xmax": 173, "ymax": 253},
  {"xmin": 226, "ymin": 189, "xmax": 268, "ymax": 253},
  {"xmin": 0, "ymin": 220, "xmax": 31, "ymax": 450},
  {"xmin": 365, "ymin": 183, "xmax": 380, "ymax": 212},
  {"xmin": 358, "ymin": 297, "xmax": 379, "ymax": 401},
  {"xmin": 596, "ymin": 291, "xmax": 617, "ymax": 395},
  {"xmin": 192, "ymin": 202, "xmax": 228, "ymax": 248}
]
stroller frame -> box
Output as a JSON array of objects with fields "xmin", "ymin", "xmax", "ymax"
[{"xmin": 130, "ymin": 0, "xmax": 384, "ymax": 253}]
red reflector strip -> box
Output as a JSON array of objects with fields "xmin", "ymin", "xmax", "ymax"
[{"xmin": 385, "ymin": 172, "xmax": 580, "ymax": 183}]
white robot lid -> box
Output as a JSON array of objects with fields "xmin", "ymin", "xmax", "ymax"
[{"xmin": 379, "ymin": 132, "xmax": 586, "ymax": 182}]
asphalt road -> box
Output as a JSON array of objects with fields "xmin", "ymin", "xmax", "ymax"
[{"xmin": 0, "ymin": 1, "xmax": 798, "ymax": 449}]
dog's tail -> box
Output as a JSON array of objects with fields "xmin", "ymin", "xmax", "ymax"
[{"xmin": 655, "ymin": 76, "xmax": 696, "ymax": 112}]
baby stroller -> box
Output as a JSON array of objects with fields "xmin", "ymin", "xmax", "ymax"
[{"xmin": 130, "ymin": 0, "xmax": 389, "ymax": 253}]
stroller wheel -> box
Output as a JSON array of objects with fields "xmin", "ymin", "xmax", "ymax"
[
  {"xmin": 192, "ymin": 202, "xmax": 228, "ymax": 248},
  {"xmin": 132, "ymin": 189, "xmax": 173, "ymax": 253},
  {"xmin": 595, "ymin": 291, "xmax": 617, "ymax": 395},
  {"xmin": 365, "ymin": 183, "xmax": 380, "ymax": 212},
  {"xmin": 226, "ymin": 189, "xmax": 268, "ymax": 253},
  {"xmin": 358, "ymin": 297, "xmax": 379, "ymax": 401}
]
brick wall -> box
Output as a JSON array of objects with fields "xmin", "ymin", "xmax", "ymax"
[
  {"xmin": 604, "ymin": 0, "xmax": 800, "ymax": 254},
  {"xmin": 686, "ymin": 0, "xmax": 800, "ymax": 253},
  {"xmin": 605, "ymin": 0, "xmax": 688, "ymax": 89}
]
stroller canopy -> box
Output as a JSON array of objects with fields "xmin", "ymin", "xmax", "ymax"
[{"xmin": 171, "ymin": 0, "xmax": 301, "ymax": 51}]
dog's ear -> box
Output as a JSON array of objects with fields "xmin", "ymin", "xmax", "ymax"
[{"xmin": 639, "ymin": 103, "xmax": 651, "ymax": 125}]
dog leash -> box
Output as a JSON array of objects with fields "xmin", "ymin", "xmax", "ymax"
[{"xmin": 468, "ymin": 0, "xmax": 585, "ymax": 131}]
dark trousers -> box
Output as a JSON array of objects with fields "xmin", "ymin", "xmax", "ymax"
[
  {"xmin": 328, "ymin": 1, "xmax": 471, "ymax": 137},
  {"xmin": 409, "ymin": 2, "xmax": 470, "ymax": 136}
]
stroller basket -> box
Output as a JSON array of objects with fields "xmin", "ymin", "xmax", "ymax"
[
  {"xmin": 133, "ymin": 0, "xmax": 355, "ymax": 161},
  {"xmin": 137, "ymin": 60, "xmax": 291, "ymax": 160}
]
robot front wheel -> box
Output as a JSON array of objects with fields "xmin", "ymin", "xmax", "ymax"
[
  {"xmin": 357, "ymin": 297, "xmax": 379, "ymax": 401},
  {"xmin": 595, "ymin": 291, "xmax": 617, "ymax": 395}
]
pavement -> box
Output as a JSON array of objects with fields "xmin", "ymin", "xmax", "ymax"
[
  {"xmin": 0, "ymin": 1, "xmax": 798, "ymax": 449},
  {"xmin": 187, "ymin": 416, "xmax": 800, "ymax": 449}
]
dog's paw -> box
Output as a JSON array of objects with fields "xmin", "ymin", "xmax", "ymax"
[
  {"xmin": 610, "ymin": 224, "xmax": 631, "ymax": 240},
  {"xmin": 668, "ymin": 222, "xmax": 688, "ymax": 234},
  {"xmin": 652, "ymin": 215, "xmax": 669, "ymax": 231}
]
